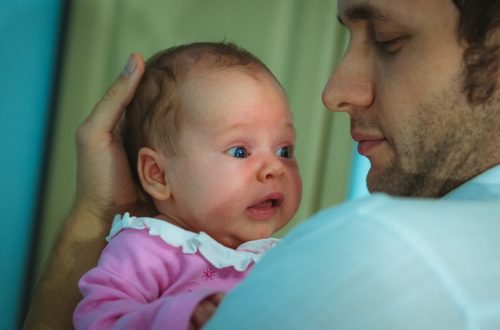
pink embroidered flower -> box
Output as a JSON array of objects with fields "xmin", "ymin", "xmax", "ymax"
[{"xmin": 202, "ymin": 267, "xmax": 216, "ymax": 281}]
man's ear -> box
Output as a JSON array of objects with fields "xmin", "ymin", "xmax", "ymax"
[{"xmin": 137, "ymin": 147, "xmax": 172, "ymax": 201}]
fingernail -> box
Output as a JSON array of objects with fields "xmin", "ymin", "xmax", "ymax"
[{"xmin": 123, "ymin": 54, "xmax": 136, "ymax": 76}]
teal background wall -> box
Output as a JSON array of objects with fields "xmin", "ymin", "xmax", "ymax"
[{"xmin": 0, "ymin": 0, "xmax": 63, "ymax": 328}]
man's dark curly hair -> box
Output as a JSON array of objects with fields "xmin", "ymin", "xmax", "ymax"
[{"xmin": 452, "ymin": 0, "xmax": 500, "ymax": 105}]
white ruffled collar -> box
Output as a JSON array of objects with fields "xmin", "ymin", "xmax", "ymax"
[{"xmin": 107, "ymin": 213, "xmax": 280, "ymax": 272}]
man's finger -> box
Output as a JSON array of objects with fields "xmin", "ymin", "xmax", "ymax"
[
  {"xmin": 192, "ymin": 299, "xmax": 218, "ymax": 329},
  {"xmin": 84, "ymin": 52, "xmax": 145, "ymax": 133},
  {"xmin": 211, "ymin": 292, "xmax": 225, "ymax": 305}
]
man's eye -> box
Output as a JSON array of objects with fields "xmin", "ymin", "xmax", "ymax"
[
  {"xmin": 227, "ymin": 146, "xmax": 249, "ymax": 158},
  {"xmin": 374, "ymin": 37, "xmax": 404, "ymax": 55},
  {"xmin": 276, "ymin": 146, "xmax": 294, "ymax": 159}
]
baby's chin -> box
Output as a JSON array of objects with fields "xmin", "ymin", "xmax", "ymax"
[{"xmin": 218, "ymin": 233, "xmax": 267, "ymax": 249}]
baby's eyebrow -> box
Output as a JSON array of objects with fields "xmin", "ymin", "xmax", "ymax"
[{"xmin": 338, "ymin": 3, "xmax": 392, "ymax": 25}]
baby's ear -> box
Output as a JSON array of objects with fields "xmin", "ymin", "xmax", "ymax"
[{"xmin": 137, "ymin": 147, "xmax": 172, "ymax": 201}]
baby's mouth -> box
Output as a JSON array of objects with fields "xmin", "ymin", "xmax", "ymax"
[
  {"xmin": 250, "ymin": 192, "xmax": 284, "ymax": 208},
  {"xmin": 246, "ymin": 192, "xmax": 284, "ymax": 219}
]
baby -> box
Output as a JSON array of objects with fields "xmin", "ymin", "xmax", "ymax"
[{"xmin": 73, "ymin": 42, "xmax": 302, "ymax": 329}]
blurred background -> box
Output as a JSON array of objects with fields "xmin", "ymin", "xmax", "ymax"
[{"xmin": 0, "ymin": 0, "xmax": 369, "ymax": 328}]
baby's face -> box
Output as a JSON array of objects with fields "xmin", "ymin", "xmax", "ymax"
[{"xmin": 159, "ymin": 69, "xmax": 302, "ymax": 248}]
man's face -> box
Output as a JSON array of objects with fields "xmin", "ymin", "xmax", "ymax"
[{"xmin": 322, "ymin": 0, "xmax": 497, "ymax": 197}]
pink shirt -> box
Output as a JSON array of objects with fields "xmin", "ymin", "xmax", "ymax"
[{"xmin": 73, "ymin": 214, "xmax": 279, "ymax": 330}]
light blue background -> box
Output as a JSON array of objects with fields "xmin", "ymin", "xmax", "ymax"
[
  {"xmin": 348, "ymin": 144, "xmax": 370, "ymax": 200},
  {"xmin": 0, "ymin": 0, "xmax": 62, "ymax": 328}
]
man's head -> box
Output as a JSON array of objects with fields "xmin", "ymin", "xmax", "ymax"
[{"xmin": 322, "ymin": 0, "xmax": 500, "ymax": 197}]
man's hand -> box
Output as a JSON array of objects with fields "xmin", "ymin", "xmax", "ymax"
[
  {"xmin": 23, "ymin": 53, "xmax": 145, "ymax": 330},
  {"xmin": 190, "ymin": 293, "xmax": 225, "ymax": 330},
  {"xmin": 75, "ymin": 52, "xmax": 148, "ymax": 220}
]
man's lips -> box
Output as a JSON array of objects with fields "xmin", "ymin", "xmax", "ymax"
[
  {"xmin": 246, "ymin": 192, "xmax": 284, "ymax": 219},
  {"xmin": 351, "ymin": 132, "xmax": 386, "ymax": 156},
  {"xmin": 357, "ymin": 139, "xmax": 386, "ymax": 156}
]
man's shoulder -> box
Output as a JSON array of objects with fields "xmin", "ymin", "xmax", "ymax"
[
  {"xmin": 208, "ymin": 196, "xmax": 500, "ymax": 330},
  {"xmin": 283, "ymin": 193, "xmax": 500, "ymax": 257},
  {"xmin": 308, "ymin": 193, "xmax": 500, "ymax": 225}
]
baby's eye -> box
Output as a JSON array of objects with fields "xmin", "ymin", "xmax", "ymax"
[
  {"xmin": 227, "ymin": 146, "xmax": 249, "ymax": 158},
  {"xmin": 276, "ymin": 146, "xmax": 294, "ymax": 159}
]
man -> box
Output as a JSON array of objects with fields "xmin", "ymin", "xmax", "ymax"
[
  {"xmin": 25, "ymin": 0, "xmax": 500, "ymax": 329},
  {"xmin": 206, "ymin": 0, "xmax": 500, "ymax": 328}
]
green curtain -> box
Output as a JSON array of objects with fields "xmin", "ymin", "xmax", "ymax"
[{"xmin": 36, "ymin": 0, "xmax": 351, "ymax": 281}]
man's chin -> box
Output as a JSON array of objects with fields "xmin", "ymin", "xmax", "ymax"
[{"xmin": 366, "ymin": 167, "xmax": 415, "ymax": 197}]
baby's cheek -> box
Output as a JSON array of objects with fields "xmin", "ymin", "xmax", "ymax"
[{"xmin": 288, "ymin": 170, "xmax": 303, "ymax": 208}]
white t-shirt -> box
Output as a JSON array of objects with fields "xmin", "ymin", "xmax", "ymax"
[{"xmin": 207, "ymin": 165, "xmax": 500, "ymax": 330}]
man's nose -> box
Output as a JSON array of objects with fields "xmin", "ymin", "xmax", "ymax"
[
  {"xmin": 321, "ymin": 46, "xmax": 374, "ymax": 113},
  {"xmin": 257, "ymin": 155, "xmax": 285, "ymax": 182}
]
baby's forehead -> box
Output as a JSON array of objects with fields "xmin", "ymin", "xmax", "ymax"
[
  {"xmin": 179, "ymin": 65, "xmax": 273, "ymax": 96},
  {"xmin": 180, "ymin": 68, "xmax": 285, "ymax": 105},
  {"xmin": 179, "ymin": 71, "xmax": 291, "ymax": 124}
]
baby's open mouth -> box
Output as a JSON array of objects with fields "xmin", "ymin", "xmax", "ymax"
[
  {"xmin": 248, "ymin": 193, "xmax": 285, "ymax": 215},
  {"xmin": 250, "ymin": 193, "xmax": 285, "ymax": 208}
]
